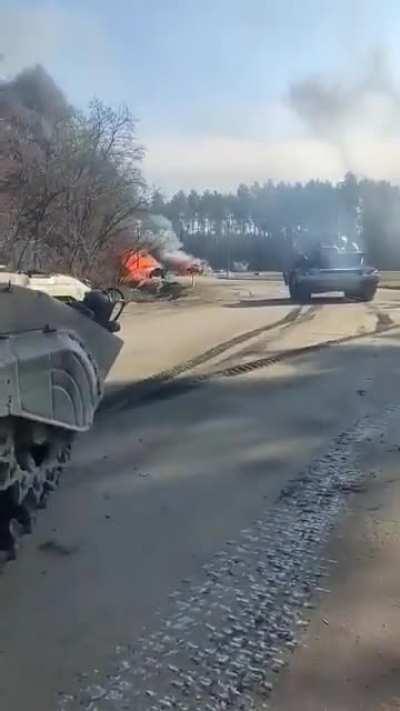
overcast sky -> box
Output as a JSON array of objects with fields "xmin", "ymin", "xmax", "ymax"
[{"xmin": 2, "ymin": 0, "xmax": 400, "ymax": 192}]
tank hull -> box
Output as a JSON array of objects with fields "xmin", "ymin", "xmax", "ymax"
[
  {"xmin": 0, "ymin": 285, "xmax": 122, "ymax": 430},
  {"xmin": 0, "ymin": 283, "xmax": 123, "ymax": 558}
]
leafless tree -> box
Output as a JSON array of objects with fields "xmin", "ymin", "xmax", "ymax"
[
  {"xmin": 0, "ymin": 87, "xmax": 146, "ymax": 279},
  {"xmin": 52, "ymin": 99, "xmax": 146, "ymax": 277}
]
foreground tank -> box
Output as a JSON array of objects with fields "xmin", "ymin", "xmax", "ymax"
[{"xmin": 0, "ymin": 271, "xmax": 124, "ymax": 559}]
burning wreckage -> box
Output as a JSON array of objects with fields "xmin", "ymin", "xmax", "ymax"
[
  {"xmin": 119, "ymin": 248, "xmax": 203, "ymax": 291},
  {"xmin": 118, "ymin": 215, "xmax": 204, "ymax": 295}
]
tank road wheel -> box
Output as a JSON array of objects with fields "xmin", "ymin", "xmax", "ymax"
[
  {"xmin": 345, "ymin": 285, "xmax": 377, "ymax": 302},
  {"xmin": 359, "ymin": 285, "xmax": 377, "ymax": 302},
  {"xmin": 289, "ymin": 277, "xmax": 311, "ymax": 304},
  {"xmin": 0, "ymin": 418, "xmax": 73, "ymax": 561}
]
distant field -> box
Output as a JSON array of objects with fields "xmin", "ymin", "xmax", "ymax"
[
  {"xmin": 214, "ymin": 271, "xmax": 281, "ymax": 281},
  {"xmin": 380, "ymin": 271, "xmax": 400, "ymax": 288},
  {"xmin": 213, "ymin": 270, "xmax": 400, "ymax": 290},
  {"xmin": 215, "ymin": 271, "xmax": 400, "ymax": 285},
  {"xmin": 263, "ymin": 271, "xmax": 400, "ymax": 288}
]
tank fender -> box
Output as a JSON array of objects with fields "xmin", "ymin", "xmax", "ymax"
[{"xmin": 0, "ymin": 330, "xmax": 101, "ymax": 431}]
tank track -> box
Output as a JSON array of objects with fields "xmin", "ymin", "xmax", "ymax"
[{"xmin": 0, "ymin": 417, "xmax": 73, "ymax": 561}]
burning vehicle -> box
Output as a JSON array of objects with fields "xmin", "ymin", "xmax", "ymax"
[
  {"xmin": 167, "ymin": 258, "xmax": 204, "ymax": 276},
  {"xmin": 283, "ymin": 236, "xmax": 379, "ymax": 302},
  {"xmin": 119, "ymin": 249, "xmax": 165, "ymax": 288},
  {"xmin": 118, "ymin": 247, "xmax": 203, "ymax": 291},
  {"xmin": 117, "ymin": 214, "xmax": 204, "ymax": 292}
]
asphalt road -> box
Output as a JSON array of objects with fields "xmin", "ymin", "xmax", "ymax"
[{"xmin": 2, "ymin": 278, "xmax": 400, "ymax": 711}]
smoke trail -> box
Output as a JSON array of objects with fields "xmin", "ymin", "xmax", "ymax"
[{"xmin": 289, "ymin": 48, "xmax": 400, "ymax": 174}]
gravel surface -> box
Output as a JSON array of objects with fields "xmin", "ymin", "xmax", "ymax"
[{"xmin": 58, "ymin": 410, "xmax": 390, "ymax": 711}]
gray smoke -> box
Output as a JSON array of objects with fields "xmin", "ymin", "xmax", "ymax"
[
  {"xmin": 0, "ymin": 63, "xmax": 69, "ymax": 128},
  {"xmin": 139, "ymin": 214, "xmax": 199, "ymax": 270},
  {"xmin": 140, "ymin": 214, "xmax": 183, "ymax": 255},
  {"xmin": 289, "ymin": 49, "xmax": 400, "ymax": 173}
]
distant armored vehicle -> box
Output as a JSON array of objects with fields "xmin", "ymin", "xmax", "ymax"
[{"xmin": 283, "ymin": 240, "xmax": 379, "ymax": 302}]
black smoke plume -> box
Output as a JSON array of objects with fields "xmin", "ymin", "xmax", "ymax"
[
  {"xmin": 289, "ymin": 49, "xmax": 400, "ymax": 173},
  {"xmin": 0, "ymin": 63, "xmax": 69, "ymax": 128}
]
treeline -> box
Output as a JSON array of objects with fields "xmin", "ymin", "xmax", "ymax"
[
  {"xmin": 2, "ymin": 65, "xmax": 400, "ymax": 279},
  {"xmin": 152, "ymin": 175, "xmax": 400, "ymax": 270}
]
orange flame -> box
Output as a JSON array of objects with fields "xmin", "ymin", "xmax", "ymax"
[{"xmin": 120, "ymin": 249, "xmax": 163, "ymax": 285}]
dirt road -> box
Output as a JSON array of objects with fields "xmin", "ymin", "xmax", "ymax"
[
  {"xmin": 108, "ymin": 276, "xmax": 397, "ymax": 388},
  {"xmin": 2, "ymin": 277, "xmax": 400, "ymax": 711}
]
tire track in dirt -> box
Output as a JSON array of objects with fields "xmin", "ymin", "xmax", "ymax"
[
  {"xmin": 197, "ymin": 320, "xmax": 400, "ymax": 380},
  {"xmin": 208, "ymin": 304, "xmax": 321, "ymax": 370},
  {"xmin": 102, "ymin": 320, "xmax": 400, "ymax": 412},
  {"xmin": 212, "ymin": 303, "xmax": 396, "ymax": 379},
  {"xmin": 101, "ymin": 306, "xmax": 306, "ymax": 412},
  {"xmin": 370, "ymin": 305, "xmax": 395, "ymax": 332}
]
